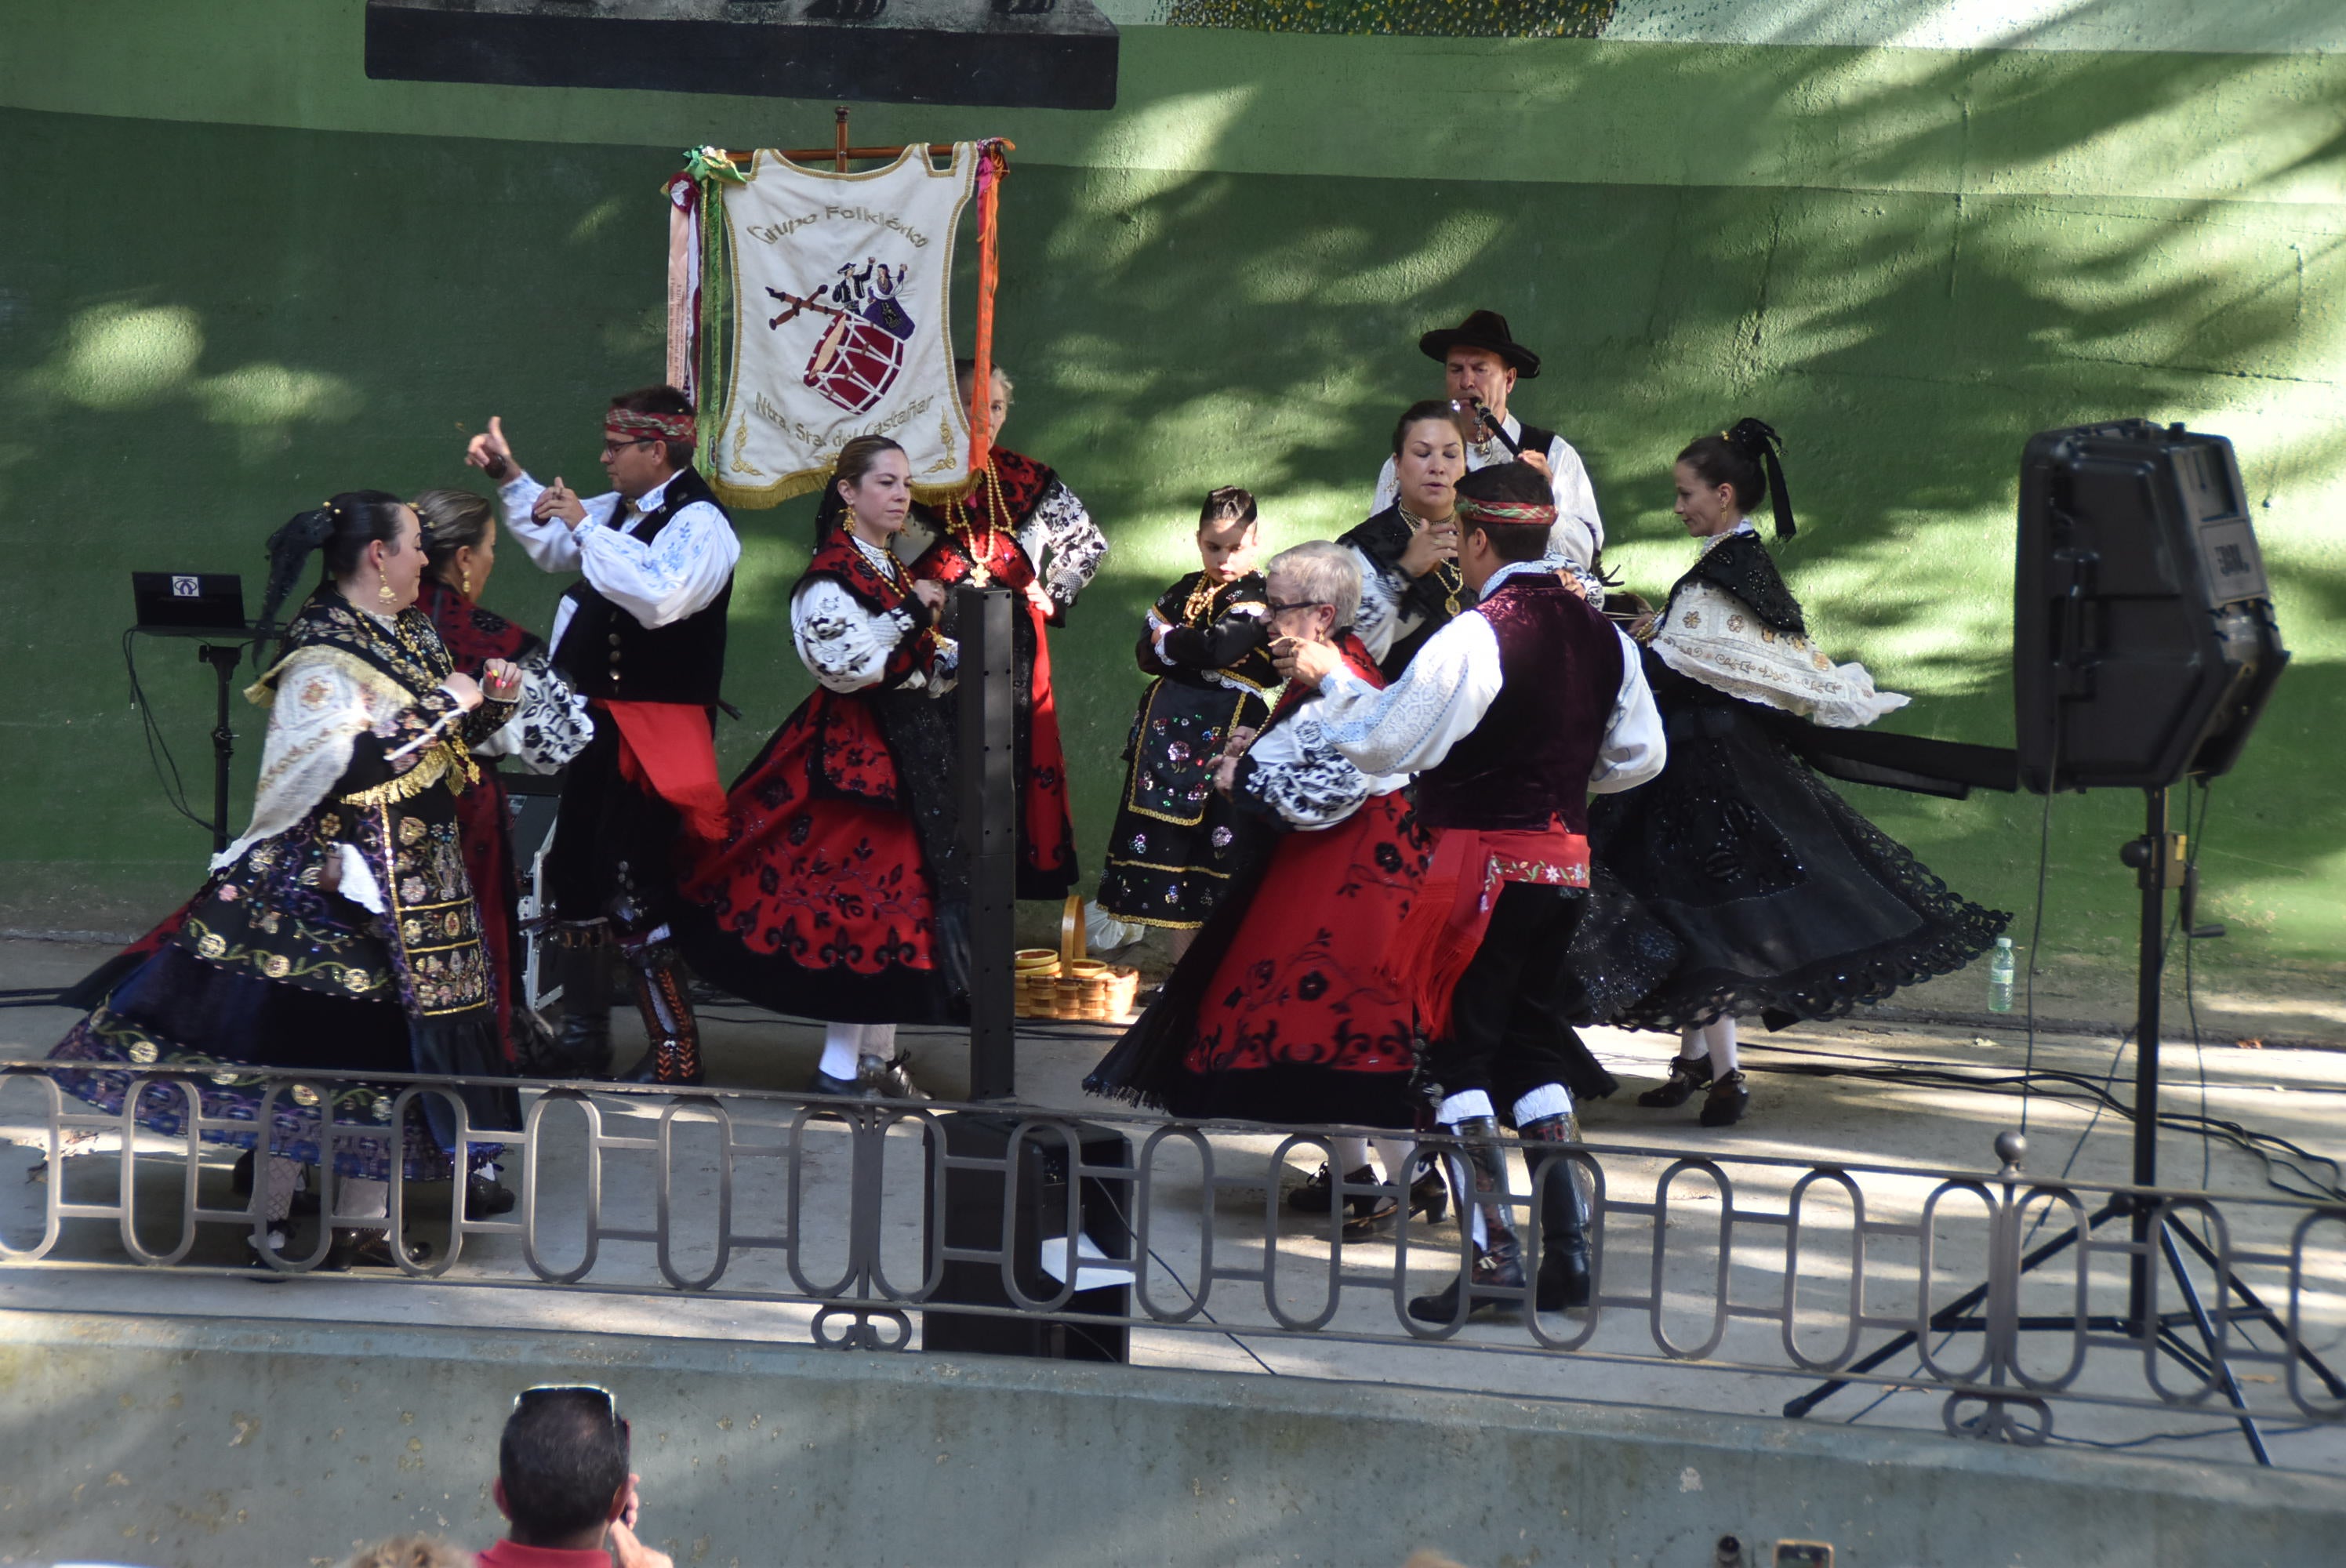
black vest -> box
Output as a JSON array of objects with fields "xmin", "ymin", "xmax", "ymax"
[
  {"xmin": 1515, "ymin": 422, "xmax": 1558, "ymax": 459},
  {"xmin": 1414, "ymin": 576, "xmax": 1623, "ymax": 835},
  {"xmin": 554, "ymin": 466, "xmax": 734, "ymax": 706}
]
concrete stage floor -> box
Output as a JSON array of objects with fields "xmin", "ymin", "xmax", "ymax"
[{"xmin": 2, "ymin": 935, "xmax": 2341, "ymax": 1476}]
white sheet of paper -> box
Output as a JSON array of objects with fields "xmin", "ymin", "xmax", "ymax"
[{"xmin": 1037, "ymin": 1230, "xmax": 1135, "ymax": 1293}]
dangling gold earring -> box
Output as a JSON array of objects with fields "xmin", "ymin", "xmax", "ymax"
[
  {"xmin": 378, "ymin": 575, "xmax": 396, "ymax": 607},
  {"xmin": 459, "ymin": 569, "xmax": 473, "ymax": 597}
]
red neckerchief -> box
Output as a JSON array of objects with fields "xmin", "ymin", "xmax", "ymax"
[
  {"xmin": 415, "ymin": 577, "xmax": 539, "ymax": 676},
  {"xmin": 1267, "ymin": 630, "xmax": 1383, "ymax": 726}
]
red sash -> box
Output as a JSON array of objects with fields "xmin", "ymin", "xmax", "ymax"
[
  {"xmin": 1383, "ymin": 819, "xmax": 1589, "ymax": 1036},
  {"xmin": 605, "ymin": 700, "xmax": 727, "ymax": 844}
]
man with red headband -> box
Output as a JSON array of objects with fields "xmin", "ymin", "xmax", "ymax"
[
  {"xmin": 465, "ymin": 386, "xmax": 739, "ymax": 1087},
  {"xmin": 1276, "ymin": 462, "xmax": 1662, "ymax": 1323}
]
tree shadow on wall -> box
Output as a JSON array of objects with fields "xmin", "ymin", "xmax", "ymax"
[{"xmin": 1001, "ymin": 38, "xmax": 2346, "ymax": 977}]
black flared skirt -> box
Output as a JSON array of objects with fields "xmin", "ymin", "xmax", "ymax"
[
  {"xmin": 48, "ymin": 943, "xmax": 514, "ymax": 1181},
  {"xmin": 1587, "ymin": 699, "xmax": 2009, "ymax": 1031}
]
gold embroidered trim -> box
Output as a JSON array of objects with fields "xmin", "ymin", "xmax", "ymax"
[
  {"xmin": 338, "ymin": 739, "xmax": 479, "ymax": 808},
  {"xmin": 183, "ymin": 913, "xmax": 388, "ymax": 996}
]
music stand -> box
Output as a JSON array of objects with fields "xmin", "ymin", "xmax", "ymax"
[{"xmin": 130, "ymin": 572, "xmax": 262, "ymax": 855}]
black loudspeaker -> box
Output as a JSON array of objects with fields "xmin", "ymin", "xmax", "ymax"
[
  {"xmin": 922, "ymin": 1112, "xmax": 1132, "ymax": 1363},
  {"xmin": 2014, "ymin": 420, "xmax": 2287, "ymax": 793}
]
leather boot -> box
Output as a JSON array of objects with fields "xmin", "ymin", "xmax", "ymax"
[
  {"xmin": 1520, "ymin": 1112, "xmax": 1595, "ymax": 1311},
  {"xmin": 619, "ymin": 951, "xmax": 704, "ymax": 1087},
  {"xmin": 548, "ymin": 937, "xmax": 613, "ymax": 1078},
  {"xmin": 1406, "ymin": 1117, "xmax": 1526, "ymax": 1323}
]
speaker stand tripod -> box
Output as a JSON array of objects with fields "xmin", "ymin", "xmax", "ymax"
[{"xmin": 1784, "ymin": 786, "xmax": 2346, "ymax": 1461}]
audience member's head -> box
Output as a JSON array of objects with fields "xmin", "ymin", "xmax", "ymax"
[
  {"xmin": 346, "ymin": 1536, "xmax": 469, "ymax": 1568},
  {"xmin": 494, "ymin": 1386, "xmax": 632, "ymax": 1549}
]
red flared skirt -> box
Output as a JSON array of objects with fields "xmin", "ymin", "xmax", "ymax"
[
  {"xmin": 1168, "ymin": 789, "xmax": 1433, "ymax": 1128},
  {"xmin": 674, "ymin": 688, "xmax": 953, "ymax": 1023}
]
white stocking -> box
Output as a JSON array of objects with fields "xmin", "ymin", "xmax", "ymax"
[
  {"xmin": 1676, "ymin": 1026, "xmax": 1707, "ymax": 1062},
  {"xmin": 1703, "ymin": 1016, "xmax": 1740, "ymax": 1076},
  {"xmin": 860, "ymin": 1022, "xmax": 897, "ymax": 1061},
  {"xmin": 339, "ymin": 1177, "xmax": 390, "ymax": 1221},
  {"xmin": 1371, "ymin": 1138, "xmax": 1417, "ymax": 1187},
  {"xmin": 819, "ymin": 1022, "xmax": 863, "ymax": 1080},
  {"xmin": 1330, "ymin": 1135, "xmax": 1373, "ymax": 1176},
  {"xmin": 262, "ymin": 1156, "xmax": 303, "ymax": 1223}
]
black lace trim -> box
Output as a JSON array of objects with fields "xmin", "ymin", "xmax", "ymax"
[
  {"xmin": 1606, "ymin": 761, "xmax": 2010, "ymax": 1031},
  {"xmin": 1669, "ymin": 532, "xmax": 1806, "ymax": 637},
  {"xmin": 869, "ymin": 689, "xmax": 970, "ymax": 1004},
  {"xmin": 1563, "ymin": 862, "xmax": 1686, "ymax": 1027},
  {"xmin": 1084, "ymin": 823, "xmax": 1278, "ymax": 1110}
]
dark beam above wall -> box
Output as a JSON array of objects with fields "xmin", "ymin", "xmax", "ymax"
[{"xmin": 364, "ymin": 0, "xmax": 1118, "ymax": 111}]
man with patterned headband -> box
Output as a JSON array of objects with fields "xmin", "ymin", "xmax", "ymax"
[
  {"xmin": 464, "ymin": 386, "xmax": 739, "ymax": 1087},
  {"xmin": 1371, "ymin": 310, "xmax": 1607, "ymax": 596},
  {"xmin": 1276, "ymin": 462, "xmax": 1664, "ymax": 1323}
]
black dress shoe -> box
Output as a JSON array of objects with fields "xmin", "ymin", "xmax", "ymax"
[
  {"xmin": 466, "ymin": 1176, "xmax": 518, "ymax": 1217},
  {"xmin": 242, "ymin": 1225, "xmax": 292, "ymax": 1272},
  {"xmin": 548, "ymin": 1013, "xmax": 613, "ymax": 1079},
  {"xmin": 1639, "ymin": 1054, "xmax": 1712, "ymax": 1109},
  {"xmin": 1700, "ymin": 1070, "xmax": 1750, "ymax": 1127},
  {"xmin": 1287, "ymin": 1162, "xmax": 1371, "ymax": 1215},
  {"xmin": 806, "ymin": 1067, "xmax": 864, "ymax": 1098},
  {"xmin": 325, "ymin": 1229, "xmax": 432, "ymax": 1271},
  {"xmin": 862, "ymin": 1051, "xmax": 928, "ymax": 1101},
  {"xmin": 1408, "ymin": 1162, "xmax": 1451, "ymax": 1225}
]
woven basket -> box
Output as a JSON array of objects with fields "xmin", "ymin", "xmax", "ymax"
[
  {"xmin": 1015, "ymin": 947, "xmax": 1062, "ymax": 1018},
  {"xmin": 1015, "ymin": 899, "xmax": 1143, "ymax": 1022}
]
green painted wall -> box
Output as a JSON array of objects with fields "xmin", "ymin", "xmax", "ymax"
[{"xmin": 1, "ymin": 4, "xmax": 2339, "ymax": 1007}]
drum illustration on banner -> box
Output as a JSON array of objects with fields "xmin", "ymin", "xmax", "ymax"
[
  {"xmin": 768, "ymin": 259, "xmax": 918, "ymax": 416},
  {"xmin": 696, "ymin": 143, "xmax": 982, "ymax": 505}
]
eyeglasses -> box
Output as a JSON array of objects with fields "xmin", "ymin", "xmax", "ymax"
[
  {"xmin": 1265, "ymin": 601, "xmax": 1329, "ymax": 615},
  {"xmin": 514, "ymin": 1385, "xmax": 630, "ymax": 1444},
  {"xmin": 601, "ymin": 438, "xmax": 657, "ymax": 456}
]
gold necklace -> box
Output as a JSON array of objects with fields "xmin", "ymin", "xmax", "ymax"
[
  {"xmin": 852, "ymin": 529, "xmax": 914, "ymax": 600},
  {"xmin": 1396, "ymin": 507, "xmax": 1463, "ymax": 614},
  {"xmin": 942, "ymin": 459, "xmax": 1011, "ymax": 586},
  {"xmin": 1182, "ymin": 574, "xmax": 1221, "ymax": 623}
]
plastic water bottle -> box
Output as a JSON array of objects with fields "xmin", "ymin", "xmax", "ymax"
[{"xmin": 1987, "ymin": 936, "xmax": 2017, "ymax": 1014}]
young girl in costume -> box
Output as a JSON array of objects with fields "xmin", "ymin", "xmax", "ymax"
[{"xmin": 1095, "ymin": 488, "xmax": 1277, "ymax": 956}]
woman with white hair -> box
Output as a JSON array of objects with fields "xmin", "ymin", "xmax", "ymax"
[{"xmin": 1087, "ymin": 541, "xmax": 1444, "ymax": 1237}]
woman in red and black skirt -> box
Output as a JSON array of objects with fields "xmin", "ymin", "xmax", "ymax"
[
  {"xmin": 671, "ymin": 437, "xmax": 962, "ymax": 1098},
  {"xmin": 1087, "ymin": 543, "xmax": 1443, "ymax": 1236}
]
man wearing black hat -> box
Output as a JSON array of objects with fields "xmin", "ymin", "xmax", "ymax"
[{"xmin": 1371, "ymin": 310, "xmax": 1606, "ymax": 593}]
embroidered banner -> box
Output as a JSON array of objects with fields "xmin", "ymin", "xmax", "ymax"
[{"xmin": 692, "ymin": 145, "xmax": 981, "ymax": 507}]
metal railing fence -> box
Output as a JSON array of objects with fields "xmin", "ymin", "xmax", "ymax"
[{"xmin": 3, "ymin": 1060, "xmax": 2341, "ymax": 1457}]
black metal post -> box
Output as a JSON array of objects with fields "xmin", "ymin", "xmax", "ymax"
[
  {"xmin": 2126, "ymin": 786, "xmax": 2170, "ymax": 1327},
  {"xmin": 198, "ymin": 641, "xmax": 245, "ymax": 855},
  {"xmin": 957, "ymin": 585, "xmax": 1018, "ymax": 1099}
]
